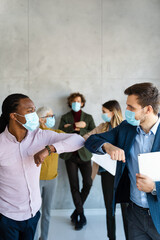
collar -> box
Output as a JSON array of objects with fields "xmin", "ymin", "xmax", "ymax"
[
  {"xmin": 4, "ymin": 126, "xmax": 19, "ymax": 143},
  {"xmin": 4, "ymin": 126, "xmax": 30, "ymax": 143},
  {"xmin": 136, "ymin": 117, "xmax": 160, "ymax": 136}
]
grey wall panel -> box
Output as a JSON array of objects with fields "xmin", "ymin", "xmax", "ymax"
[{"xmin": 0, "ymin": 0, "xmax": 160, "ymax": 209}]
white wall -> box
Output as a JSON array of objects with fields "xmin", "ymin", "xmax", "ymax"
[{"xmin": 0, "ymin": 0, "xmax": 160, "ymax": 209}]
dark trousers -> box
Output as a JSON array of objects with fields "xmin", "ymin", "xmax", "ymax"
[
  {"xmin": 101, "ymin": 171, "xmax": 128, "ymax": 240},
  {"xmin": 127, "ymin": 202, "xmax": 160, "ymax": 240},
  {"xmin": 65, "ymin": 153, "xmax": 92, "ymax": 214},
  {"xmin": 0, "ymin": 211, "xmax": 40, "ymax": 240}
]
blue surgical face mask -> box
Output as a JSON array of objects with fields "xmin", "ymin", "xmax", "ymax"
[
  {"xmin": 15, "ymin": 112, "xmax": 39, "ymax": 131},
  {"xmin": 125, "ymin": 109, "xmax": 140, "ymax": 126},
  {"xmin": 45, "ymin": 116, "xmax": 55, "ymax": 128},
  {"xmin": 72, "ymin": 102, "xmax": 81, "ymax": 112},
  {"xmin": 101, "ymin": 113, "xmax": 111, "ymax": 122}
]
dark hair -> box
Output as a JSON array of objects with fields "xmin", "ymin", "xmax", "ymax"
[
  {"xmin": 0, "ymin": 93, "xmax": 29, "ymax": 133},
  {"xmin": 124, "ymin": 82, "xmax": 160, "ymax": 114},
  {"xmin": 67, "ymin": 92, "xmax": 86, "ymax": 108},
  {"xmin": 102, "ymin": 100, "xmax": 122, "ymax": 113}
]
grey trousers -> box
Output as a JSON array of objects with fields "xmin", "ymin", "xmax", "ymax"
[
  {"xmin": 127, "ymin": 202, "xmax": 160, "ymax": 240},
  {"xmin": 34, "ymin": 178, "xmax": 57, "ymax": 240}
]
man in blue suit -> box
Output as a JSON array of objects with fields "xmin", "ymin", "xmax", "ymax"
[{"xmin": 85, "ymin": 82, "xmax": 160, "ymax": 240}]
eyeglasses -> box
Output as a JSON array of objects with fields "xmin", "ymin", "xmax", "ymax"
[{"xmin": 41, "ymin": 114, "xmax": 55, "ymax": 119}]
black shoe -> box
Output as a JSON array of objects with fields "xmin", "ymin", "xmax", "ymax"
[
  {"xmin": 75, "ymin": 213, "xmax": 87, "ymax": 230},
  {"xmin": 70, "ymin": 210, "xmax": 77, "ymax": 224}
]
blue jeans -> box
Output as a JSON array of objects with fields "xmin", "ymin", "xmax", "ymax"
[
  {"xmin": 127, "ymin": 202, "xmax": 160, "ymax": 240},
  {"xmin": 0, "ymin": 211, "xmax": 40, "ymax": 240}
]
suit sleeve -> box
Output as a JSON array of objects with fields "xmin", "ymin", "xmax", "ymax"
[
  {"xmin": 80, "ymin": 115, "xmax": 96, "ymax": 136},
  {"xmin": 85, "ymin": 125, "xmax": 119, "ymax": 154},
  {"xmin": 58, "ymin": 116, "xmax": 75, "ymax": 133},
  {"xmin": 155, "ymin": 182, "xmax": 160, "ymax": 202},
  {"xmin": 83, "ymin": 124, "xmax": 102, "ymax": 140}
]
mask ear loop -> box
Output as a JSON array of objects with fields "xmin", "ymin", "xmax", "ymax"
[
  {"xmin": 14, "ymin": 113, "xmax": 25, "ymax": 126},
  {"xmin": 14, "ymin": 113, "xmax": 25, "ymax": 118}
]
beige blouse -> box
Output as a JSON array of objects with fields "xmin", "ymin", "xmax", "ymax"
[{"xmin": 83, "ymin": 123, "xmax": 109, "ymax": 180}]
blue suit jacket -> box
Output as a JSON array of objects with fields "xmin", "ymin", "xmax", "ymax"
[{"xmin": 85, "ymin": 120, "xmax": 160, "ymax": 233}]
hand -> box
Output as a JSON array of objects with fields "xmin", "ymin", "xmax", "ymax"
[
  {"xmin": 34, "ymin": 146, "xmax": 56, "ymax": 167},
  {"xmin": 136, "ymin": 174, "xmax": 155, "ymax": 192},
  {"xmin": 75, "ymin": 127, "xmax": 80, "ymax": 131},
  {"xmin": 75, "ymin": 121, "xmax": 86, "ymax": 128},
  {"xmin": 103, "ymin": 143, "xmax": 125, "ymax": 162},
  {"xmin": 64, "ymin": 124, "xmax": 71, "ymax": 128},
  {"xmin": 34, "ymin": 148, "xmax": 49, "ymax": 167}
]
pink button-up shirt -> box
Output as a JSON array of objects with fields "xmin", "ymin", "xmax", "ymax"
[{"xmin": 0, "ymin": 127, "xmax": 84, "ymax": 221}]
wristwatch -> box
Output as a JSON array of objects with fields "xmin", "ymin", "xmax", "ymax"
[
  {"xmin": 45, "ymin": 145, "xmax": 52, "ymax": 155},
  {"xmin": 151, "ymin": 184, "xmax": 157, "ymax": 195}
]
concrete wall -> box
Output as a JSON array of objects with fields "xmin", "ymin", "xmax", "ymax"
[{"xmin": 0, "ymin": 0, "xmax": 160, "ymax": 209}]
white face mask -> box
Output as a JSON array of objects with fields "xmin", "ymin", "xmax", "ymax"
[
  {"xmin": 101, "ymin": 113, "xmax": 111, "ymax": 122},
  {"xmin": 45, "ymin": 116, "xmax": 55, "ymax": 128},
  {"xmin": 125, "ymin": 108, "xmax": 145, "ymax": 126},
  {"xmin": 71, "ymin": 102, "xmax": 81, "ymax": 112},
  {"xmin": 15, "ymin": 112, "xmax": 39, "ymax": 131}
]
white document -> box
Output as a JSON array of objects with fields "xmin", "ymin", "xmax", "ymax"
[
  {"xmin": 91, "ymin": 153, "xmax": 117, "ymax": 176},
  {"xmin": 138, "ymin": 152, "xmax": 160, "ymax": 181}
]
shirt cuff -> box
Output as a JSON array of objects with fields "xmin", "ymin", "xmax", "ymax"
[
  {"xmin": 51, "ymin": 143, "xmax": 64, "ymax": 154},
  {"xmin": 97, "ymin": 144, "xmax": 106, "ymax": 154}
]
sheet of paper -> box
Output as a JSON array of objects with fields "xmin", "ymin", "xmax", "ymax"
[
  {"xmin": 91, "ymin": 153, "xmax": 117, "ymax": 176},
  {"xmin": 138, "ymin": 152, "xmax": 160, "ymax": 181}
]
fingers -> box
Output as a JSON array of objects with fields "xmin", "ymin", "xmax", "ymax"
[
  {"xmin": 75, "ymin": 122, "xmax": 78, "ymax": 127},
  {"xmin": 136, "ymin": 183, "xmax": 141, "ymax": 191},
  {"xmin": 136, "ymin": 175, "xmax": 146, "ymax": 190},
  {"xmin": 136, "ymin": 179, "xmax": 144, "ymax": 191},
  {"xmin": 136, "ymin": 173, "xmax": 147, "ymax": 179},
  {"xmin": 34, "ymin": 155, "xmax": 43, "ymax": 167},
  {"xmin": 110, "ymin": 149, "xmax": 125, "ymax": 162},
  {"xmin": 34, "ymin": 158, "xmax": 41, "ymax": 167},
  {"xmin": 104, "ymin": 143, "xmax": 125, "ymax": 162},
  {"xmin": 81, "ymin": 121, "xmax": 86, "ymax": 128},
  {"xmin": 119, "ymin": 149, "xmax": 125, "ymax": 162},
  {"xmin": 136, "ymin": 175, "xmax": 142, "ymax": 190},
  {"xmin": 64, "ymin": 124, "xmax": 71, "ymax": 128},
  {"xmin": 136, "ymin": 176, "xmax": 155, "ymax": 193},
  {"xmin": 75, "ymin": 121, "xmax": 86, "ymax": 128},
  {"xmin": 136, "ymin": 175, "xmax": 142, "ymax": 186},
  {"xmin": 75, "ymin": 127, "xmax": 80, "ymax": 131}
]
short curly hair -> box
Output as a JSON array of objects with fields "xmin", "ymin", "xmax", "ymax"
[{"xmin": 67, "ymin": 92, "xmax": 86, "ymax": 108}]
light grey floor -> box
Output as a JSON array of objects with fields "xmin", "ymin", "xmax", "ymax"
[{"xmin": 48, "ymin": 207, "xmax": 126, "ymax": 240}]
